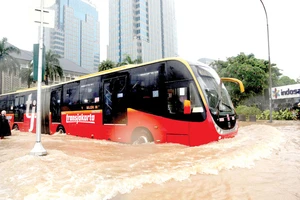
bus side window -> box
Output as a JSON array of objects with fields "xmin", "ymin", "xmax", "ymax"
[
  {"xmin": 166, "ymin": 60, "xmax": 191, "ymax": 82},
  {"xmin": 63, "ymin": 82, "xmax": 80, "ymax": 105},
  {"xmin": 189, "ymin": 83, "xmax": 204, "ymax": 113},
  {"xmin": 129, "ymin": 63, "xmax": 165, "ymax": 115},
  {"xmin": 80, "ymin": 77, "xmax": 100, "ymax": 105},
  {"xmin": 15, "ymin": 97, "xmax": 19, "ymax": 108},
  {"xmin": 8, "ymin": 98, "xmax": 14, "ymax": 113},
  {"xmin": 19, "ymin": 96, "xmax": 25, "ymax": 121},
  {"xmin": 14, "ymin": 97, "xmax": 21, "ymax": 122},
  {"xmin": 0, "ymin": 96, "xmax": 6, "ymax": 111}
]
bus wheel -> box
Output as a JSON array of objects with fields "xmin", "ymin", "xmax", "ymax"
[
  {"xmin": 12, "ymin": 124, "xmax": 19, "ymax": 131},
  {"xmin": 132, "ymin": 128, "xmax": 153, "ymax": 145},
  {"xmin": 57, "ymin": 126, "xmax": 65, "ymax": 134}
]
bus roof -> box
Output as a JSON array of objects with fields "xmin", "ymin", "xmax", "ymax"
[
  {"xmin": 74, "ymin": 57, "xmax": 190, "ymax": 80},
  {"xmin": 0, "ymin": 57, "xmax": 191, "ymax": 96}
]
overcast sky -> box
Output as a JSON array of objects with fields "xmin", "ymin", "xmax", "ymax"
[{"xmin": 0, "ymin": 0, "xmax": 299, "ymax": 79}]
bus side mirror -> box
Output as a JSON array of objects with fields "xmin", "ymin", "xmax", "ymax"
[
  {"xmin": 221, "ymin": 77, "xmax": 245, "ymax": 93},
  {"xmin": 184, "ymin": 100, "xmax": 191, "ymax": 114}
]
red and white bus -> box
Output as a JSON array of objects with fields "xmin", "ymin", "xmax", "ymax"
[{"xmin": 0, "ymin": 58, "xmax": 244, "ymax": 146}]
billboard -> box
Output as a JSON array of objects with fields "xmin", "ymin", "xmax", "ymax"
[
  {"xmin": 33, "ymin": 44, "xmax": 45, "ymax": 81},
  {"xmin": 272, "ymin": 84, "xmax": 300, "ymax": 99}
]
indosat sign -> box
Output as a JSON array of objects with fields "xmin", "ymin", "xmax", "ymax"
[{"xmin": 272, "ymin": 84, "xmax": 300, "ymax": 99}]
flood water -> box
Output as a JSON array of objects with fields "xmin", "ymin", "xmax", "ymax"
[{"xmin": 0, "ymin": 121, "xmax": 299, "ymax": 200}]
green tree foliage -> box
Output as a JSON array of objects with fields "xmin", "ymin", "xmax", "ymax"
[
  {"xmin": 276, "ymin": 76, "xmax": 296, "ymax": 86},
  {"xmin": 117, "ymin": 54, "xmax": 143, "ymax": 66},
  {"xmin": 20, "ymin": 61, "xmax": 34, "ymax": 88},
  {"xmin": 98, "ymin": 59, "xmax": 115, "ymax": 72},
  {"xmin": 45, "ymin": 50, "xmax": 63, "ymax": 85},
  {"xmin": 0, "ymin": 37, "xmax": 20, "ymax": 93},
  {"xmin": 210, "ymin": 53, "xmax": 281, "ymax": 105}
]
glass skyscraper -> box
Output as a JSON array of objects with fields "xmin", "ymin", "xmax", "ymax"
[
  {"xmin": 44, "ymin": 0, "xmax": 100, "ymax": 72},
  {"xmin": 107, "ymin": 0, "xmax": 178, "ymax": 63}
]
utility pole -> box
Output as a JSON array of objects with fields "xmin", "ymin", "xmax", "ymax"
[
  {"xmin": 259, "ymin": 0, "xmax": 272, "ymax": 123},
  {"xmin": 30, "ymin": 0, "xmax": 54, "ymax": 156}
]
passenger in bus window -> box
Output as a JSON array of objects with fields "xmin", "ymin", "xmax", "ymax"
[{"xmin": 168, "ymin": 92, "xmax": 183, "ymax": 114}]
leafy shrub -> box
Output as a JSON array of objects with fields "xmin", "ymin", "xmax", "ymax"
[
  {"xmin": 257, "ymin": 110, "xmax": 270, "ymax": 120},
  {"xmin": 235, "ymin": 105, "xmax": 262, "ymax": 117},
  {"xmin": 257, "ymin": 109, "xmax": 297, "ymax": 120},
  {"xmin": 235, "ymin": 105, "xmax": 248, "ymax": 115}
]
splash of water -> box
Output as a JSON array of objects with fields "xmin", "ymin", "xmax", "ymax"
[{"xmin": 0, "ymin": 124, "xmax": 286, "ymax": 200}]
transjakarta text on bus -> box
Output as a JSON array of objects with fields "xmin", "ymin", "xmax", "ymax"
[{"xmin": 0, "ymin": 57, "xmax": 244, "ymax": 146}]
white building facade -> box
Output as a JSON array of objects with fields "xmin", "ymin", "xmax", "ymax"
[{"xmin": 107, "ymin": 0, "xmax": 178, "ymax": 64}]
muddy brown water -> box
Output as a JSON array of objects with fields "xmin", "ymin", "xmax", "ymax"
[{"xmin": 0, "ymin": 120, "xmax": 299, "ymax": 200}]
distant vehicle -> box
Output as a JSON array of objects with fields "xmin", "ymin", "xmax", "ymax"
[{"xmin": 0, "ymin": 57, "xmax": 244, "ymax": 146}]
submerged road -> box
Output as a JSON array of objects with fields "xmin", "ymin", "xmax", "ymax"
[{"xmin": 0, "ymin": 120, "xmax": 299, "ymax": 200}]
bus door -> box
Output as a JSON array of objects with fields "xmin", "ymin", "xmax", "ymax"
[
  {"xmin": 164, "ymin": 82, "xmax": 190, "ymax": 145},
  {"xmin": 50, "ymin": 87, "xmax": 62, "ymax": 123},
  {"xmin": 102, "ymin": 75, "xmax": 128, "ymax": 141}
]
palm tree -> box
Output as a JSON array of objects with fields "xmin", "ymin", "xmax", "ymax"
[
  {"xmin": 20, "ymin": 61, "xmax": 34, "ymax": 88},
  {"xmin": 98, "ymin": 59, "xmax": 116, "ymax": 72},
  {"xmin": 0, "ymin": 37, "xmax": 20, "ymax": 94},
  {"xmin": 117, "ymin": 54, "xmax": 143, "ymax": 67},
  {"xmin": 45, "ymin": 50, "xmax": 63, "ymax": 85}
]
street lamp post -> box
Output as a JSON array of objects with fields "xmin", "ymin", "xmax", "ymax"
[
  {"xmin": 30, "ymin": 0, "xmax": 47, "ymax": 156},
  {"xmin": 259, "ymin": 0, "xmax": 272, "ymax": 122}
]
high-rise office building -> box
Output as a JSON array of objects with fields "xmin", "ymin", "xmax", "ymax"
[
  {"xmin": 107, "ymin": 0, "xmax": 178, "ymax": 64},
  {"xmin": 44, "ymin": 0, "xmax": 100, "ymax": 72}
]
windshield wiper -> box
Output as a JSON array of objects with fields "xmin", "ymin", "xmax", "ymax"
[{"xmin": 219, "ymin": 102, "xmax": 233, "ymax": 112}]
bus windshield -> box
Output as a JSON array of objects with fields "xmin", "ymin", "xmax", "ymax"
[{"xmin": 190, "ymin": 64, "xmax": 234, "ymax": 115}]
